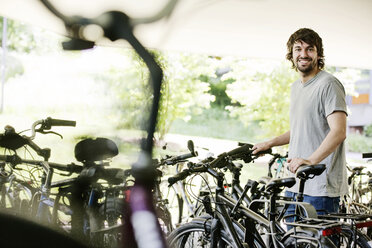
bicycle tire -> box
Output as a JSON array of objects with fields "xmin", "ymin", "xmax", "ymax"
[
  {"xmin": 0, "ymin": 179, "xmax": 34, "ymax": 217},
  {"xmin": 156, "ymin": 203, "xmax": 174, "ymax": 235},
  {"xmin": 160, "ymin": 177, "xmax": 187, "ymax": 226},
  {"xmin": 167, "ymin": 221, "xmax": 238, "ymax": 248},
  {"xmin": 166, "ymin": 216, "xmax": 263, "ymax": 248},
  {"xmin": 339, "ymin": 226, "xmax": 372, "ymax": 248},
  {"xmin": 348, "ymin": 201, "xmax": 371, "ymax": 215}
]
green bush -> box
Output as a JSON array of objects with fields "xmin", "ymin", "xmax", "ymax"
[
  {"xmin": 364, "ymin": 123, "xmax": 372, "ymax": 137},
  {"xmin": 346, "ymin": 133, "xmax": 372, "ymax": 153},
  {"xmin": 169, "ymin": 107, "xmax": 263, "ymax": 142}
]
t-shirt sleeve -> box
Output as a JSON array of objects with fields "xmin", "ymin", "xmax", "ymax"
[{"xmin": 324, "ymin": 80, "xmax": 348, "ymax": 117}]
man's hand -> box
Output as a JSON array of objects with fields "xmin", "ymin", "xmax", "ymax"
[
  {"xmin": 252, "ymin": 131, "xmax": 290, "ymax": 155},
  {"xmin": 252, "ymin": 142, "xmax": 271, "ymax": 155},
  {"xmin": 287, "ymin": 157, "xmax": 312, "ymax": 173}
]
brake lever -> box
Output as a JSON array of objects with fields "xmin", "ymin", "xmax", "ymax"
[{"xmin": 37, "ymin": 129, "xmax": 64, "ymax": 139}]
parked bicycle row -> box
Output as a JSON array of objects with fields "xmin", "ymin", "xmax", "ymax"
[
  {"xmin": 165, "ymin": 142, "xmax": 372, "ymax": 248},
  {"xmin": 0, "ymin": 117, "xmax": 371, "ymax": 248}
]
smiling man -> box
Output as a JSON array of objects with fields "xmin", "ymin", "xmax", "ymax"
[{"xmin": 252, "ymin": 28, "xmax": 348, "ymax": 216}]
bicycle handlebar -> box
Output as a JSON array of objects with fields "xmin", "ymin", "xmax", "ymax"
[
  {"xmin": 227, "ymin": 143, "xmax": 253, "ymax": 156},
  {"xmin": 168, "ymin": 164, "xmax": 215, "ymax": 186},
  {"xmin": 210, "ymin": 144, "xmax": 272, "ymax": 168},
  {"xmin": 168, "ymin": 169, "xmax": 190, "ymax": 186},
  {"xmin": 30, "ymin": 117, "xmax": 76, "ymax": 139},
  {"xmin": 45, "ymin": 117, "xmax": 76, "ymax": 127},
  {"xmin": 162, "ymin": 151, "xmax": 198, "ymax": 166}
]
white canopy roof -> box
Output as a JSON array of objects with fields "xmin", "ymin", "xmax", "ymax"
[{"xmin": 1, "ymin": 0, "xmax": 372, "ymax": 69}]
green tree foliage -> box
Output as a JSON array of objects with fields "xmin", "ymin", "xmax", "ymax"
[
  {"xmin": 200, "ymin": 72, "xmax": 234, "ymax": 108},
  {"xmin": 99, "ymin": 49, "xmax": 215, "ymax": 139},
  {"xmin": 224, "ymin": 61, "xmax": 296, "ymax": 138},
  {"xmin": 225, "ymin": 61, "xmax": 360, "ymax": 139},
  {"xmin": 1, "ymin": 17, "xmax": 63, "ymax": 82},
  {"xmin": 364, "ymin": 123, "xmax": 372, "ymax": 137},
  {"xmin": 155, "ymin": 52, "xmax": 216, "ymax": 138},
  {"xmin": 0, "ymin": 18, "xmax": 37, "ymax": 53}
]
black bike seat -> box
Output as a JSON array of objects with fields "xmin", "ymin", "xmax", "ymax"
[
  {"xmin": 296, "ymin": 164, "xmax": 326, "ymax": 180},
  {"xmin": 74, "ymin": 137, "xmax": 119, "ymax": 163},
  {"xmin": 265, "ymin": 177, "xmax": 296, "ymax": 193}
]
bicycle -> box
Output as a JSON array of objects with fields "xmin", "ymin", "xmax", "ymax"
[
  {"xmin": 0, "ymin": 117, "xmax": 76, "ymax": 218},
  {"xmin": 280, "ymin": 164, "xmax": 372, "ymax": 248},
  {"xmin": 167, "ymin": 144, "xmax": 339, "ymax": 248},
  {"xmin": 0, "ymin": 118, "xmax": 136, "ymax": 248}
]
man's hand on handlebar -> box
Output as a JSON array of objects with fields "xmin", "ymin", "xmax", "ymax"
[{"xmin": 252, "ymin": 142, "xmax": 272, "ymax": 155}]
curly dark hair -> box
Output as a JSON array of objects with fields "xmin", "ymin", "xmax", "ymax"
[{"xmin": 286, "ymin": 28, "xmax": 325, "ymax": 70}]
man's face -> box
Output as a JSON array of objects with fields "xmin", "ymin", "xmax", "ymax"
[{"xmin": 292, "ymin": 40, "xmax": 319, "ymax": 74}]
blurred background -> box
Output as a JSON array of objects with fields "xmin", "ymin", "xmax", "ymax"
[{"xmin": 1, "ymin": 0, "xmax": 372, "ymax": 179}]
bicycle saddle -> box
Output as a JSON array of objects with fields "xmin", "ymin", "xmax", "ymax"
[
  {"xmin": 265, "ymin": 177, "xmax": 295, "ymax": 193},
  {"xmin": 349, "ymin": 166, "xmax": 365, "ymax": 173},
  {"xmin": 74, "ymin": 137, "xmax": 119, "ymax": 163},
  {"xmin": 296, "ymin": 164, "xmax": 326, "ymax": 180}
]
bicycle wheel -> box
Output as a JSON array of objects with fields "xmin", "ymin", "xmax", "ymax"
[
  {"xmin": 156, "ymin": 203, "xmax": 174, "ymax": 235},
  {"xmin": 90, "ymin": 190, "xmax": 125, "ymax": 248},
  {"xmin": 338, "ymin": 226, "xmax": 372, "ymax": 248},
  {"xmin": 0, "ymin": 178, "xmax": 34, "ymax": 217},
  {"xmin": 167, "ymin": 222, "xmax": 236, "ymax": 247},
  {"xmin": 167, "ymin": 216, "xmax": 251, "ymax": 248},
  {"xmin": 159, "ymin": 177, "xmax": 185, "ymax": 226}
]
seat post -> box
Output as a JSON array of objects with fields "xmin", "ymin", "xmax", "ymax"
[
  {"xmin": 294, "ymin": 179, "xmax": 306, "ymax": 221},
  {"xmin": 296, "ymin": 179, "xmax": 305, "ymax": 203}
]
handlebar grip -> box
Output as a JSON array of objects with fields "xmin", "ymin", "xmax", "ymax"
[
  {"xmin": 237, "ymin": 142, "xmax": 253, "ymax": 148},
  {"xmin": 173, "ymin": 151, "xmax": 198, "ymax": 162},
  {"xmin": 168, "ymin": 169, "xmax": 190, "ymax": 186},
  {"xmin": 210, "ymin": 154, "xmax": 226, "ymax": 168},
  {"xmin": 362, "ymin": 153, "xmax": 372, "ymax": 158},
  {"xmin": 46, "ymin": 117, "xmax": 76, "ymax": 127},
  {"xmin": 48, "ymin": 162, "xmax": 83, "ymax": 173},
  {"xmin": 227, "ymin": 143, "xmax": 252, "ymax": 156},
  {"xmin": 254, "ymin": 148, "xmax": 272, "ymax": 156},
  {"xmin": 164, "ymin": 151, "xmax": 198, "ymax": 165}
]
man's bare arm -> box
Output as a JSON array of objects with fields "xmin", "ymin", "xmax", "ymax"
[{"xmin": 252, "ymin": 131, "xmax": 290, "ymax": 154}]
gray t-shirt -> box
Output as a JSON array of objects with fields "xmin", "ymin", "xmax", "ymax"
[{"xmin": 287, "ymin": 70, "xmax": 348, "ymax": 197}]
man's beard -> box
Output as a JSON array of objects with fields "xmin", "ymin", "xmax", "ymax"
[{"xmin": 296, "ymin": 58, "xmax": 316, "ymax": 74}]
